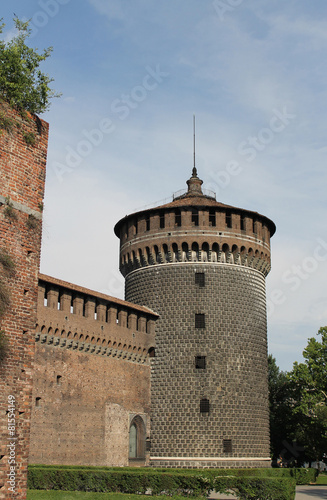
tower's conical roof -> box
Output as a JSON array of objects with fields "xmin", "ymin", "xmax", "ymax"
[{"xmin": 114, "ymin": 169, "xmax": 276, "ymax": 236}]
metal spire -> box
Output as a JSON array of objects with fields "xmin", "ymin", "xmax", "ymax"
[{"xmin": 192, "ymin": 114, "xmax": 197, "ymax": 177}]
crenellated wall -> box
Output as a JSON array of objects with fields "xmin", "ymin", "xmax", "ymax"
[
  {"xmin": 115, "ymin": 195, "xmax": 275, "ymax": 279},
  {"xmin": 29, "ymin": 274, "xmax": 157, "ymax": 467},
  {"xmin": 37, "ymin": 274, "xmax": 156, "ymax": 354}
]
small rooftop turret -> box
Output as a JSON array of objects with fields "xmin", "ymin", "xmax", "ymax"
[{"xmin": 186, "ymin": 167, "xmax": 204, "ymax": 197}]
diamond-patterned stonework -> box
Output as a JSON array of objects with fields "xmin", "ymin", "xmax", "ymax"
[{"xmin": 126, "ymin": 262, "xmax": 270, "ymax": 468}]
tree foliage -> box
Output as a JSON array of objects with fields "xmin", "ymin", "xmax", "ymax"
[
  {"xmin": 0, "ymin": 17, "xmax": 60, "ymax": 114},
  {"xmin": 269, "ymin": 327, "xmax": 327, "ymax": 465},
  {"xmin": 268, "ymin": 355, "xmax": 294, "ymax": 461},
  {"xmin": 287, "ymin": 327, "xmax": 327, "ymax": 463}
]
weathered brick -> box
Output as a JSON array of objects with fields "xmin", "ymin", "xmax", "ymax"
[{"xmin": 0, "ymin": 102, "xmax": 48, "ymax": 500}]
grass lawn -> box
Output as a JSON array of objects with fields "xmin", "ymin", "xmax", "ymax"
[
  {"xmin": 316, "ymin": 473, "xmax": 327, "ymax": 485},
  {"xmin": 27, "ymin": 492, "xmax": 204, "ymax": 500}
]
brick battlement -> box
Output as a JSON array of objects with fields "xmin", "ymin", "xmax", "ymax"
[
  {"xmin": 115, "ymin": 172, "xmax": 275, "ymax": 279},
  {"xmin": 37, "ymin": 274, "xmax": 157, "ymax": 362}
]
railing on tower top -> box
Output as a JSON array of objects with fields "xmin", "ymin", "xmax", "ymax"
[
  {"xmin": 134, "ymin": 188, "xmax": 217, "ymax": 213},
  {"xmin": 173, "ymin": 188, "xmax": 216, "ymax": 200}
]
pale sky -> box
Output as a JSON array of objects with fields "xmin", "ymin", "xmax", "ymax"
[{"xmin": 2, "ymin": 0, "xmax": 327, "ymax": 371}]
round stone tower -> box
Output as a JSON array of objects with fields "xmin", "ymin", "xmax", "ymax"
[{"xmin": 114, "ymin": 168, "xmax": 276, "ymax": 468}]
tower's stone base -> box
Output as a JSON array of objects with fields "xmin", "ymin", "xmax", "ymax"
[{"xmin": 150, "ymin": 457, "xmax": 271, "ymax": 468}]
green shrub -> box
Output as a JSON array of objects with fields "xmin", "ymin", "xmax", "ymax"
[
  {"xmin": 28, "ymin": 467, "xmax": 297, "ymax": 499},
  {"xmin": 3, "ymin": 197, "xmax": 17, "ymax": 220},
  {"xmin": 0, "ymin": 329, "xmax": 8, "ymax": 362},
  {"xmin": 226, "ymin": 477, "xmax": 295, "ymax": 500},
  {"xmin": 0, "ymin": 17, "xmax": 61, "ymax": 114},
  {"xmin": 0, "ymin": 281, "xmax": 10, "ymax": 318},
  {"xmin": 0, "ymin": 111, "xmax": 14, "ymax": 133},
  {"xmin": 0, "ymin": 248, "xmax": 15, "ymax": 275},
  {"xmin": 26, "ymin": 214, "xmax": 38, "ymax": 229},
  {"xmin": 0, "ymin": 248, "xmax": 15, "ymax": 332},
  {"xmin": 23, "ymin": 131, "xmax": 36, "ymax": 146}
]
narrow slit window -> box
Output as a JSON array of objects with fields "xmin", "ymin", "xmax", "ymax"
[
  {"xmin": 240, "ymin": 215, "xmax": 245, "ymax": 231},
  {"xmin": 160, "ymin": 212, "xmax": 165, "ymax": 229},
  {"xmin": 175, "ymin": 210, "xmax": 181, "ymax": 227},
  {"xmin": 146, "ymin": 216, "xmax": 150, "ymax": 231},
  {"xmin": 195, "ymin": 313, "xmax": 205, "ymax": 329},
  {"xmin": 200, "ymin": 398, "xmax": 210, "ymax": 414},
  {"xmin": 192, "ymin": 208, "xmax": 199, "ymax": 226},
  {"xmin": 209, "ymin": 209, "xmax": 216, "ymax": 227},
  {"xmin": 195, "ymin": 272, "xmax": 205, "ymax": 288},
  {"xmin": 195, "ymin": 356, "xmax": 206, "ymax": 369},
  {"xmin": 226, "ymin": 210, "xmax": 232, "ymax": 228}
]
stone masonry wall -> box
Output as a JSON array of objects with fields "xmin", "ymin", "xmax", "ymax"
[
  {"xmin": 0, "ymin": 102, "xmax": 48, "ymax": 499},
  {"xmin": 126, "ymin": 262, "xmax": 271, "ymax": 468}
]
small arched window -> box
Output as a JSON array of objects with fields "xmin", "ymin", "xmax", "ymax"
[
  {"xmin": 148, "ymin": 347, "xmax": 155, "ymax": 358},
  {"xmin": 172, "ymin": 243, "xmax": 178, "ymax": 262},
  {"xmin": 182, "ymin": 242, "xmax": 189, "ymax": 262},
  {"xmin": 129, "ymin": 415, "xmax": 146, "ymax": 460},
  {"xmin": 138, "ymin": 249, "xmax": 143, "ymax": 265},
  {"xmin": 146, "ymin": 247, "xmax": 151, "ymax": 263},
  {"xmin": 191, "ymin": 242, "xmax": 199, "ymax": 262},
  {"xmin": 212, "ymin": 243, "xmax": 219, "ymax": 262},
  {"xmin": 163, "ymin": 244, "xmax": 169, "ymax": 262},
  {"xmin": 154, "ymin": 245, "xmax": 160, "ymax": 264},
  {"xmin": 202, "ymin": 242, "xmax": 209, "ymax": 262}
]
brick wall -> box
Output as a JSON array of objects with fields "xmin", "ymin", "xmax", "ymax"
[
  {"xmin": 29, "ymin": 275, "xmax": 156, "ymax": 466},
  {"xmin": 0, "ymin": 102, "xmax": 48, "ymax": 499},
  {"xmin": 30, "ymin": 343, "xmax": 151, "ymax": 466}
]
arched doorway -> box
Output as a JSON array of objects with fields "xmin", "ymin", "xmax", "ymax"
[
  {"xmin": 129, "ymin": 415, "xmax": 146, "ymax": 462},
  {"xmin": 129, "ymin": 422, "xmax": 138, "ymax": 458}
]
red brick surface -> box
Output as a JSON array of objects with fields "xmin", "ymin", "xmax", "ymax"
[
  {"xmin": 0, "ymin": 102, "xmax": 48, "ymax": 499},
  {"xmin": 29, "ymin": 274, "xmax": 156, "ymax": 466}
]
